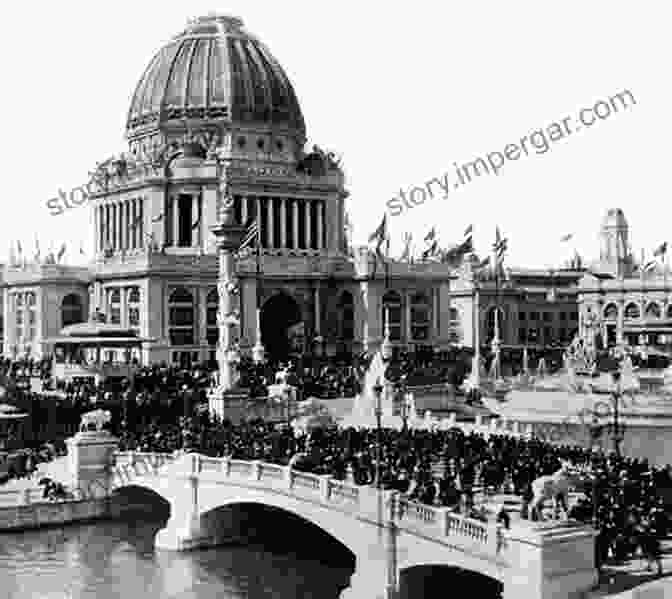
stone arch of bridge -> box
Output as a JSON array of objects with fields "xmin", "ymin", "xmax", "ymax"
[
  {"xmin": 395, "ymin": 539, "xmax": 505, "ymax": 583},
  {"xmin": 399, "ymin": 564, "xmax": 503, "ymax": 599},
  {"xmin": 197, "ymin": 490, "xmax": 368, "ymax": 561}
]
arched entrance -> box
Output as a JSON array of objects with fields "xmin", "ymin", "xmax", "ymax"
[{"xmin": 260, "ymin": 292, "xmax": 303, "ymax": 362}]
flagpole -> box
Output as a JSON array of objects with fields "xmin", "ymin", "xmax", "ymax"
[{"xmin": 252, "ymin": 225, "xmax": 265, "ymax": 364}]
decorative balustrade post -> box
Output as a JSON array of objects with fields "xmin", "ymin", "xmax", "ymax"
[
  {"xmin": 489, "ymin": 418, "xmax": 498, "ymax": 433},
  {"xmin": 320, "ymin": 476, "xmax": 332, "ymax": 502},
  {"xmin": 512, "ymin": 421, "xmax": 520, "ymax": 435},
  {"xmin": 129, "ymin": 450, "xmax": 136, "ymax": 468},
  {"xmin": 223, "ymin": 457, "xmax": 231, "ymax": 477},
  {"xmin": 251, "ymin": 461, "xmax": 261, "ymax": 481},
  {"xmin": 475, "ymin": 414, "xmax": 483, "ymax": 428},
  {"xmin": 193, "ymin": 454, "xmax": 201, "ymax": 475},
  {"xmin": 284, "ymin": 465, "xmax": 293, "ymax": 490},
  {"xmin": 23, "ymin": 488, "xmax": 31, "ymax": 505}
]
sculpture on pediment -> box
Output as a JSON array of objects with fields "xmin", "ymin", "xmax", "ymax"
[{"xmin": 296, "ymin": 144, "xmax": 342, "ymax": 177}]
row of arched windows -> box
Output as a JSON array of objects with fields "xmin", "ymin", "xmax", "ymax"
[{"xmin": 603, "ymin": 301, "xmax": 671, "ymax": 320}]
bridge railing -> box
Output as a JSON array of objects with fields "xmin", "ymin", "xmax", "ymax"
[
  {"xmin": 0, "ymin": 486, "xmax": 69, "ymax": 506},
  {"xmin": 175, "ymin": 454, "xmax": 498, "ymax": 553}
]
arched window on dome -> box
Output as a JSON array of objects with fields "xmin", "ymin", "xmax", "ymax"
[
  {"xmin": 603, "ymin": 303, "xmax": 618, "ymax": 320},
  {"xmin": 206, "ymin": 288, "xmax": 219, "ymax": 346},
  {"xmin": 62, "ymin": 294, "xmax": 84, "ymax": 328},
  {"xmin": 645, "ymin": 302, "xmax": 661, "ymax": 319},
  {"xmin": 410, "ymin": 292, "xmax": 431, "ymax": 342},
  {"xmin": 169, "ymin": 287, "xmax": 195, "ymax": 346},
  {"xmin": 382, "ymin": 291, "xmax": 402, "ymax": 342},
  {"xmin": 337, "ymin": 291, "xmax": 354, "ymax": 341},
  {"xmin": 624, "ymin": 302, "xmax": 640, "ymax": 319}
]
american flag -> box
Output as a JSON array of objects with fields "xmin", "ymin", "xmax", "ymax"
[{"xmin": 239, "ymin": 220, "xmax": 259, "ymax": 251}]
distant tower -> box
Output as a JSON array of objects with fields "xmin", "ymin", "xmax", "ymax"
[{"xmin": 599, "ymin": 208, "xmax": 630, "ymax": 277}]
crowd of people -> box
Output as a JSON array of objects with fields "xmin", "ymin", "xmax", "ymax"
[
  {"xmin": 1, "ymin": 351, "xmax": 671, "ymax": 575},
  {"xmin": 116, "ymin": 412, "xmax": 671, "ymax": 573}
]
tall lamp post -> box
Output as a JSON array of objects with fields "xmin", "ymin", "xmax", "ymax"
[
  {"xmin": 373, "ymin": 378, "xmax": 383, "ymax": 488},
  {"xmin": 610, "ymin": 371, "xmax": 624, "ymax": 459}
]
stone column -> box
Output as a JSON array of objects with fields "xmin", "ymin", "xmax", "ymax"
[
  {"xmin": 267, "ymin": 197, "xmax": 275, "ymax": 249},
  {"xmin": 280, "ymin": 198, "xmax": 287, "ymax": 248},
  {"xmin": 617, "ymin": 298, "xmax": 625, "ymax": 345},
  {"xmin": 405, "ymin": 294, "xmax": 412, "ymax": 343},
  {"xmin": 316, "ymin": 200, "xmax": 323, "ymax": 250},
  {"xmin": 120, "ymin": 287, "xmax": 128, "ymax": 328},
  {"xmin": 173, "ymin": 196, "xmax": 180, "ymax": 247},
  {"xmin": 306, "ymin": 200, "xmax": 313, "ymax": 250},
  {"xmin": 292, "ymin": 199, "xmax": 299, "ymax": 249},
  {"xmin": 241, "ymin": 195, "xmax": 249, "ymax": 226},
  {"xmin": 209, "ymin": 187, "xmax": 246, "ymax": 417}
]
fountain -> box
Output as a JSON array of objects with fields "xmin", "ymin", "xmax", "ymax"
[{"xmin": 348, "ymin": 351, "xmax": 388, "ymax": 423}]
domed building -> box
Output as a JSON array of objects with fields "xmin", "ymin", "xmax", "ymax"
[
  {"xmin": 0, "ymin": 14, "xmax": 457, "ymax": 366},
  {"xmin": 2, "ymin": 17, "xmax": 669, "ymax": 369}
]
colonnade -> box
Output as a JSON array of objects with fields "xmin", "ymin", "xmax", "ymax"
[
  {"xmin": 96, "ymin": 198, "xmax": 145, "ymax": 253},
  {"xmin": 236, "ymin": 195, "xmax": 327, "ymax": 251}
]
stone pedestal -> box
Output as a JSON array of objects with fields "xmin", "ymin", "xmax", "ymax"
[
  {"xmin": 503, "ymin": 521, "xmax": 597, "ymax": 599},
  {"xmin": 208, "ymin": 388, "xmax": 250, "ymax": 423},
  {"xmin": 65, "ymin": 430, "xmax": 119, "ymax": 497}
]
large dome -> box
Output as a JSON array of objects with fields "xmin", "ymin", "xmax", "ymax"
[{"xmin": 126, "ymin": 14, "xmax": 305, "ymax": 140}]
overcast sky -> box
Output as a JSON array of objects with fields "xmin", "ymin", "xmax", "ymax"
[{"xmin": 1, "ymin": 1, "xmax": 668, "ymax": 268}]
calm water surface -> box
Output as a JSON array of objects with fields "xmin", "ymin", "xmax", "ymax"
[{"xmin": 0, "ymin": 517, "xmax": 351, "ymax": 599}]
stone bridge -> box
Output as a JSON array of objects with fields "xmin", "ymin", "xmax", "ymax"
[{"xmin": 67, "ymin": 431, "xmax": 597, "ymax": 599}]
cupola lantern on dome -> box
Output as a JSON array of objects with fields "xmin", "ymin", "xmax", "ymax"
[{"xmin": 126, "ymin": 13, "xmax": 305, "ymax": 142}]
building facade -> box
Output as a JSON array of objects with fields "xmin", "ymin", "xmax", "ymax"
[{"xmin": 0, "ymin": 16, "xmax": 660, "ymax": 365}]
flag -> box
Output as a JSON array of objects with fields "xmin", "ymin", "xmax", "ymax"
[
  {"xmin": 191, "ymin": 214, "xmax": 201, "ymax": 230},
  {"xmin": 463, "ymin": 224, "xmax": 473, "ymax": 238},
  {"xmin": 560, "ymin": 233, "xmax": 573, "ymax": 242},
  {"xmin": 57, "ymin": 243, "xmax": 66, "ymax": 261},
  {"xmin": 131, "ymin": 215, "xmax": 143, "ymax": 230},
  {"xmin": 368, "ymin": 215, "xmax": 387, "ymax": 245},
  {"xmin": 239, "ymin": 221, "xmax": 259, "ymax": 251},
  {"xmin": 474, "ymin": 256, "xmax": 491, "ymax": 270},
  {"xmin": 644, "ymin": 260, "xmax": 657, "ymax": 272},
  {"xmin": 400, "ymin": 233, "xmax": 412, "ymax": 262},
  {"xmin": 151, "ymin": 213, "xmax": 164, "ymax": 223},
  {"xmin": 493, "ymin": 227, "xmax": 507, "ymax": 259},
  {"xmin": 16, "ymin": 240, "xmax": 22, "ymax": 257},
  {"xmin": 653, "ymin": 242, "xmax": 668, "ymax": 258},
  {"xmin": 79, "ymin": 243, "xmax": 85, "ymax": 256},
  {"xmin": 422, "ymin": 239, "xmax": 439, "ymax": 260},
  {"xmin": 34, "ymin": 237, "xmax": 41, "ymax": 262},
  {"xmin": 424, "ymin": 227, "xmax": 436, "ymax": 243}
]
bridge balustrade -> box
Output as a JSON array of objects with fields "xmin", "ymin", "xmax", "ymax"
[{"xmin": 109, "ymin": 451, "xmax": 502, "ymax": 556}]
